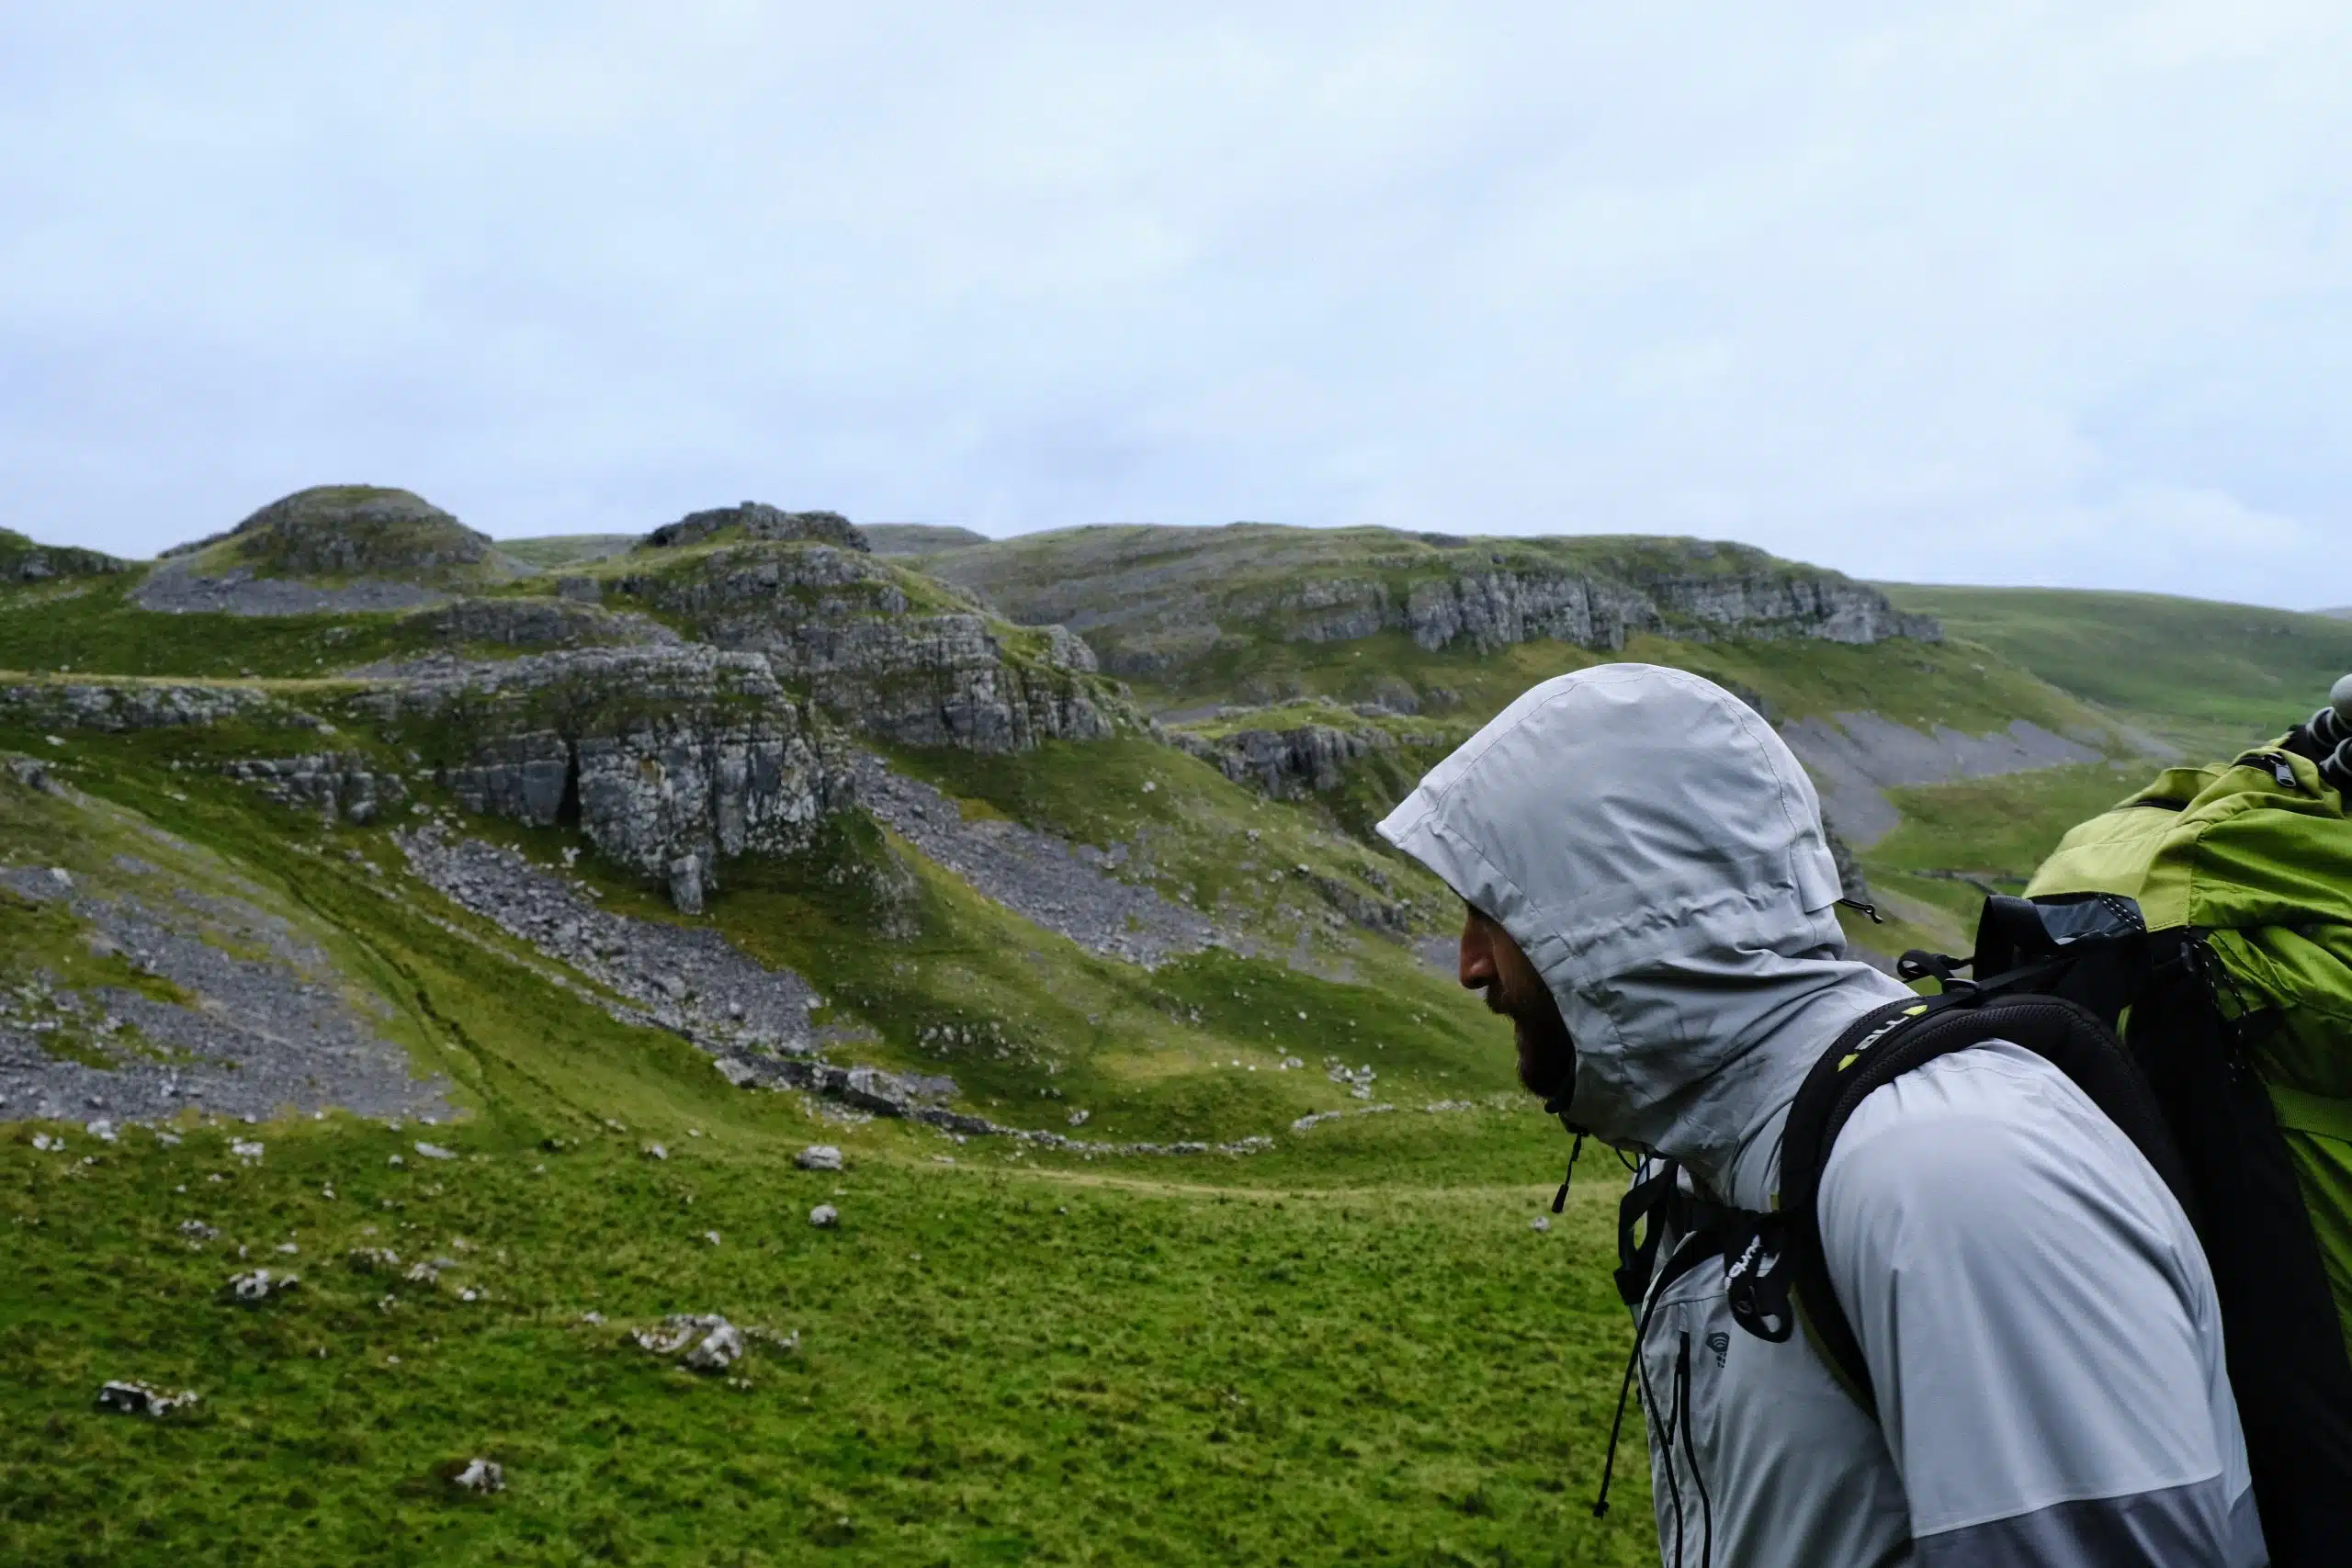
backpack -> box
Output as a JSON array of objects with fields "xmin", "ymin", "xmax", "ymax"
[{"xmin": 1750, "ymin": 696, "xmax": 2352, "ymax": 1568}]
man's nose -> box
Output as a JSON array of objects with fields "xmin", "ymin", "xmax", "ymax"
[{"xmin": 1458, "ymin": 915, "xmax": 1497, "ymax": 990}]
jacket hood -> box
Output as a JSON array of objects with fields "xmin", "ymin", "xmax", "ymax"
[{"xmin": 1376, "ymin": 663, "xmax": 1911, "ymax": 1198}]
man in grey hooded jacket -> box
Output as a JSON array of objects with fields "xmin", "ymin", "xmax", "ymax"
[{"xmin": 1376, "ymin": 664, "xmax": 2265, "ymax": 1568}]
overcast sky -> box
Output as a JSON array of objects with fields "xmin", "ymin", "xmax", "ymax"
[{"xmin": 6, "ymin": 4, "xmax": 2348, "ymax": 606}]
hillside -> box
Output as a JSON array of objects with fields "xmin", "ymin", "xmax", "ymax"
[
  {"xmin": 864, "ymin": 524, "xmax": 990, "ymax": 555},
  {"xmin": 496, "ymin": 534, "xmax": 635, "ymax": 570},
  {"xmin": 138, "ymin": 487, "xmax": 538, "ymax": 615},
  {"xmin": 1884, "ymin": 583, "xmax": 2352, "ymax": 755},
  {"xmin": 5, "ymin": 499, "xmax": 2309, "ymax": 1563}
]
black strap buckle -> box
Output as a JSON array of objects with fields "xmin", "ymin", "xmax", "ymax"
[
  {"xmin": 1721, "ymin": 1211, "xmax": 1794, "ymax": 1343},
  {"xmin": 1613, "ymin": 1161, "xmax": 1682, "ymax": 1307}
]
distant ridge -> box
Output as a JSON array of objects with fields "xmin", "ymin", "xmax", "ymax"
[{"xmin": 865, "ymin": 524, "xmax": 989, "ymax": 555}]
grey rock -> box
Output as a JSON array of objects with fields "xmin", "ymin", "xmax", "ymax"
[
  {"xmin": 808, "ymin": 1203, "xmax": 839, "ymax": 1228},
  {"xmin": 795, "ymin": 1145, "xmax": 843, "ymax": 1171},
  {"xmin": 223, "ymin": 1268, "xmax": 299, "ymax": 1303},
  {"xmin": 0, "ymin": 863, "xmax": 455, "ymax": 1131},
  {"xmin": 683, "ymin": 1321, "xmax": 741, "ymax": 1368},
  {"xmin": 409, "ymin": 596, "xmax": 678, "ymax": 651},
  {"xmin": 0, "ymin": 680, "xmax": 313, "ymax": 734},
  {"xmin": 630, "ymin": 1313, "xmax": 747, "ymax": 1373},
  {"xmin": 383, "ymin": 646, "xmax": 845, "ymax": 886},
  {"xmin": 643, "ymin": 502, "xmax": 871, "ymax": 552},
  {"xmin": 132, "ymin": 558, "xmax": 452, "ymax": 615},
  {"xmin": 666, "ymin": 855, "xmax": 705, "ymax": 915},
  {"xmin": 4, "ymin": 756, "xmax": 57, "ymax": 794},
  {"xmin": 451, "ymin": 1458, "xmax": 504, "ymax": 1494},
  {"xmin": 850, "ymin": 752, "xmax": 1227, "ymax": 965},
  {"xmin": 220, "ymin": 752, "xmax": 406, "ymax": 824},
  {"xmin": 96, "ymin": 1380, "xmax": 198, "ymax": 1416},
  {"xmin": 1170, "ymin": 722, "xmax": 1402, "ymax": 798},
  {"xmin": 393, "ymin": 828, "xmax": 825, "ymax": 1058},
  {"xmin": 611, "ymin": 543, "xmax": 1117, "ymax": 750},
  {"xmin": 413, "ymin": 1142, "xmax": 457, "ymax": 1160}
]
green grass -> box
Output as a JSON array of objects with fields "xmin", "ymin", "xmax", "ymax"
[
  {"xmin": 1135, "ymin": 628, "xmax": 2113, "ymax": 749},
  {"xmin": 493, "ymin": 536, "xmax": 638, "ymax": 570},
  {"xmin": 0, "ymin": 1116, "xmax": 1645, "ymax": 1567},
  {"xmin": 0, "ymin": 729, "xmax": 1653, "ymax": 1566},
  {"xmin": 1883, "ymin": 584, "xmax": 2352, "ymax": 754},
  {"xmin": 0, "ymin": 575, "xmax": 458, "ymax": 679},
  {"xmin": 1832, "ymin": 761, "xmax": 2165, "ymax": 962}
]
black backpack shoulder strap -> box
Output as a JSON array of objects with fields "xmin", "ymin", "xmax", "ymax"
[{"xmin": 1772, "ymin": 987, "xmax": 2194, "ymax": 1416}]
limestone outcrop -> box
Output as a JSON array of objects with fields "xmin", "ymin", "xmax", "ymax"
[
  {"xmin": 918, "ymin": 525, "xmax": 1943, "ymax": 676},
  {"xmin": 1257, "ymin": 568, "xmax": 1938, "ymax": 654},
  {"xmin": 642, "ymin": 502, "xmax": 870, "ymax": 553},
  {"xmin": 409, "ymin": 596, "xmax": 681, "ymax": 651},
  {"xmin": 1171, "ymin": 722, "xmax": 1402, "ymax": 799},
  {"xmin": 220, "ymin": 753, "xmax": 407, "ymax": 824},
  {"xmin": 608, "ymin": 543, "xmax": 1120, "ymax": 751},
  {"xmin": 373, "ymin": 646, "xmax": 850, "ymax": 904},
  {"xmin": 0, "ymin": 680, "xmax": 324, "ymax": 733}
]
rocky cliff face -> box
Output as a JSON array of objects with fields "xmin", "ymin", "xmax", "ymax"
[
  {"xmin": 1262, "ymin": 568, "xmax": 1937, "ymax": 655},
  {"xmin": 369, "ymin": 646, "xmax": 850, "ymax": 909},
  {"xmin": 1171, "ymin": 722, "xmax": 1402, "ymax": 799},
  {"xmin": 609, "ymin": 543, "xmax": 1120, "ymax": 751},
  {"xmin": 916, "ymin": 525, "xmax": 1943, "ymax": 679}
]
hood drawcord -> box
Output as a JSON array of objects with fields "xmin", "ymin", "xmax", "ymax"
[
  {"xmin": 1593, "ymin": 1156, "xmax": 1673, "ymax": 1519},
  {"xmin": 1592, "ymin": 1161, "xmax": 1721, "ymax": 1568},
  {"xmin": 1676, "ymin": 1330, "xmax": 1715, "ymax": 1568},
  {"xmin": 1553, "ymin": 1130, "xmax": 1587, "ymax": 1213}
]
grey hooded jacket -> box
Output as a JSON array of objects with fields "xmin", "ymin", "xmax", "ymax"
[{"xmin": 1377, "ymin": 664, "xmax": 2264, "ymax": 1568}]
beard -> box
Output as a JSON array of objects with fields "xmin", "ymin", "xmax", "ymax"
[{"xmin": 1482, "ymin": 969, "xmax": 1577, "ymax": 1105}]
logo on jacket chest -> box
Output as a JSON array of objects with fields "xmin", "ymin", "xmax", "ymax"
[{"xmin": 1705, "ymin": 1330, "xmax": 1729, "ymax": 1370}]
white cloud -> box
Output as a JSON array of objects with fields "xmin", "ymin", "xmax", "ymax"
[{"xmin": 2, "ymin": 2, "xmax": 2347, "ymax": 607}]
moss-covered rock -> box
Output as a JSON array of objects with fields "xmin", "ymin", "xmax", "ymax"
[
  {"xmin": 135, "ymin": 486, "xmax": 534, "ymax": 615},
  {"xmin": 0, "ymin": 528, "xmax": 127, "ymax": 583},
  {"xmin": 641, "ymin": 502, "xmax": 869, "ymax": 553},
  {"xmin": 607, "ymin": 541, "xmax": 1126, "ymax": 751}
]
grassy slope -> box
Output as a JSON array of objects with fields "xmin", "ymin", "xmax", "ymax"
[
  {"xmin": 494, "ymin": 536, "xmax": 638, "ymax": 570},
  {"xmin": 0, "ymin": 574, "xmax": 473, "ymax": 679},
  {"xmin": 0, "ymin": 709, "xmax": 1651, "ymax": 1565},
  {"xmin": 1884, "ymin": 583, "xmax": 2352, "ymax": 754}
]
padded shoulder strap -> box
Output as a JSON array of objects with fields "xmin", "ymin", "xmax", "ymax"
[{"xmin": 1774, "ymin": 988, "xmax": 2192, "ymax": 1416}]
